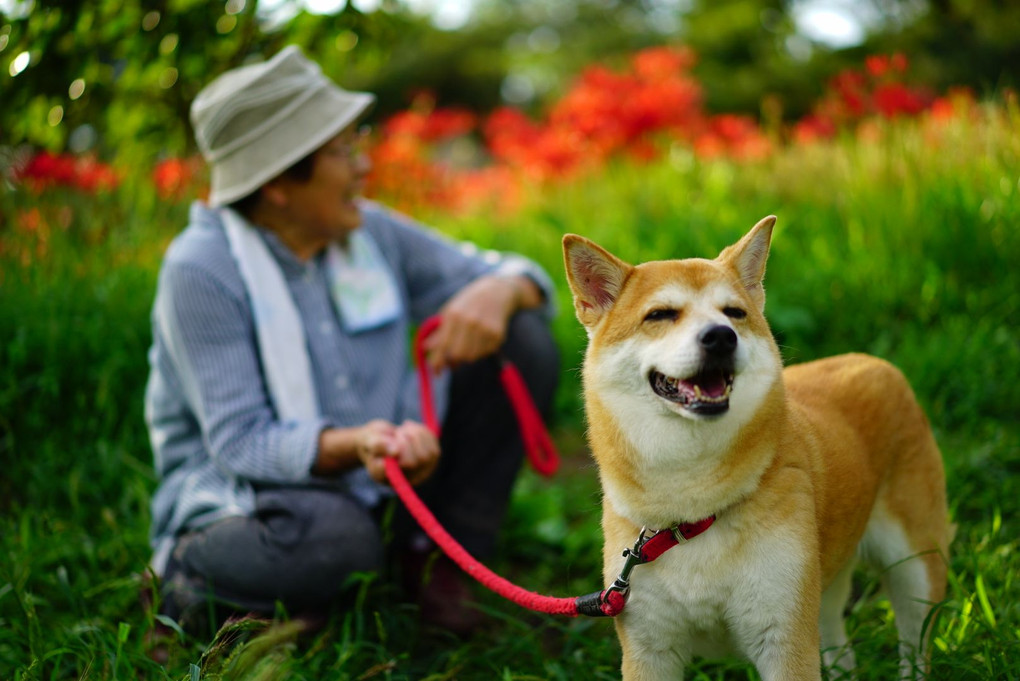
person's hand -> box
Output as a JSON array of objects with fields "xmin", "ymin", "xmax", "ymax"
[
  {"xmin": 423, "ymin": 275, "xmax": 533, "ymax": 372},
  {"xmin": 355, "ymin": 419, "xmax": 440, "ymax": 486}
]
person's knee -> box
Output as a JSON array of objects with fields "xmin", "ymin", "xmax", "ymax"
[
  {"xmin": 261, "ymin": 490, "xmax": 385, "ymax": 606},
  {"xmin": 311, "ymin": 509, "xmax": 384, "ymax": 578},
  {"xmin": 505, "ymin": 310, "xmax": 558, "ymax": 363},
  {"xmin": 503, "ymin": 310, "xmax": 560, "ymax": 411},
  {"xmin": 300, "ymin": 492, "xmax": 383, "ymax": 568}
]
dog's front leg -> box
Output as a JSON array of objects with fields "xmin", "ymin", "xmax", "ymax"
[
  {"xmin": 751, "ymin": 637, "xmax": 822, "ymax": 681},
  {"xmin": 733, "ymin": 547, "xmax": 824, "ymax": 681},
  {"xmin": 617, "ymin": 620, "xmax": 690, "ymax": 681},
  {"xmin": 739, "ymin": 592, "xmax": 823, "ymax": 681}
]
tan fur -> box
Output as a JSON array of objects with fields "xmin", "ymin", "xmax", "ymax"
[{"xmin": 563, "ymin": 217, "xmax": 949, "ymax": 680}]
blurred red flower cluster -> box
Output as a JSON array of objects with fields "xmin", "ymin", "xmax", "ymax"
[
  {"xmin": 7, "ymin": 47, "xmax": 983, "ymax": 219},
  {"xmin": 793, "ymin": 53, "xmax": 936, "ymax": 143},
  {"xmin": 13, "ymin": 151, "xmax": 119, "ymax": 193},
  {"xmin": 366, "ymin": 46, "xmax": 772, "ymax": 214},
  {"xmin": 490, "ymin": 47, "xmax": 703, "ymax": 178},
  {"xmin": 365, "ymin": 93, "xmax": 482, "ymax": 211},
  {"xmin": 152, "ymin": 156, "xmax": 206, "ymax": 200}
]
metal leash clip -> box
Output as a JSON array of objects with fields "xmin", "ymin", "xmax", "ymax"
[
  {"xmin": 614, "ymin": 526, "xmax": 651, "ymax": 587},
  {"xmin": 574, "ymin": 527, "xmax": 650, "ymax": 617}
]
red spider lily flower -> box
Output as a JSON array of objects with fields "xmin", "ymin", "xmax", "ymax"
[
  {"xmin": 152, "ymin": 156, "xmax": 204, "ymax": 200},
  {"xmin": 693, "ymin": 133, "xmax": 726, "ymax": 159},
  {"xmin": 15, "ymin": 151, "xmax": 77, "ymax": 190},
  {"xmin": 623, "ymin": 138, "xmax": 659, "ymax": 163},
  {"xmin": 550, "ymin": 67, "xmax": 633, "ymax": 141},
  {"xmin": 928, "ymin": 87, "xmax": 977, "ymax": 122},
  {"xmin": 484, "ymin": 107, "xmax": 544, "ymax": 163},
  {"xmin": 383, "ymin": 102, "xmax": 476, "ymax": 143},
  {"xmin": 366, "ymin": 47, "xmax": 967, "ymax": 219},
  {"xmin": 365, "ymin": 133, "xmax": 457, "ymax": 213},
  {"xmin": 16, "ymin": 207, "xmax": 43, "ymax": 233},
  {"xmin": 831, "ymin": 69, "xmax": 869, "ymax": 117},
  {"xmin": 872, "ymin": 82, "xmax": 929, "ymax": 118},
  {"xmin": 368, "ymin": 97, "xmax": 484, "ymax": 212},
  {"xmin": 381, "ymin": 110, "xmax": 428, "ymax": 138},
  {"xmin": 451, "ymin": 166, "xmax": 523, "ymax": 216},
  {"xmin": 511, "ymin": 45, "xmax": 705, "ymax": 178},
  {"xmin": 484, "ymin": 107, "xmax": 573, "ymax": 180},
  {"xmin": 631, "ymin": 45, "xmax": 696, "ymax": 81},
  {"xmin": 792, "ymin": 114, "xmax": 838, "ymax": 144},
  {"xmin": 796, "ymin": 53, "xmax": 932, "ymax": 136},
  {"xmin": 153, "ymin": 158, "xmax": 189, "ymax": 198},
  {"xmin": 866, "ymin": 55, "xmax": 890, "ymax": 78},
  {"xmin": 368, "ymin": 44, "xmax": 712, "ymax": 212},
  {"xmin": 692, "ymin": 115, "xmax": 771, "ymax": 160},
  {"xmin": 13, "ymin": 151, "xmax": 118, "ymax": 193},
  {"xmin": 622, "ymin": 77, "xmax": 702, "ymax": 139},
  {"xmin": 74, "ymin": 156, "xmax": 119, "ymax": 192},
  {"xmin": 421, "ymin": 108, "xmax": 476, "ymax": 141},
  {"xmin": 708, "ymin": 115, "xmax": 772, "ymax": 159}
]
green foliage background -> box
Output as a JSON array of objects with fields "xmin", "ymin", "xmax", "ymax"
[
  {"xmin": 2, "ymin": 0, "xmax": 1019, "ymax": 163},
  {"xmin": 2, "ymin": 105, "xmax": 1019, "ymax": 678},
  {"xmin": 2, "ymin": 1, "xmax": 1020, "ymax": 678}
]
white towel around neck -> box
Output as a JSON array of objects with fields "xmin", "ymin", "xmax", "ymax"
[{"xmin": 220, "ymin": 207, "xmax": 402, "ymax": 422}]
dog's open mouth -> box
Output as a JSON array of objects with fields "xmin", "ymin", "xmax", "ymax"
[{"xmin": 650, "ymin": 368, "xmax": 734, "ymax": 416}]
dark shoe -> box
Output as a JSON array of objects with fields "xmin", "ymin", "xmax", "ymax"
[
  {"xmin": 159, "ymin": 556, "xmax": 222, "ymax": 638},
  {"xmin": 403, "ymin": 549, "xmax": 485, "ymax": 636},
  {"xmin": 143, "ymin": 619, "xmax": 177, "ymax": 664}
]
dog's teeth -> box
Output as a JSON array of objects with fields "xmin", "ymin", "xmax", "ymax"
[{"xmin": 691, "ymin": 383, "xmax": 733, "ymax": 403}]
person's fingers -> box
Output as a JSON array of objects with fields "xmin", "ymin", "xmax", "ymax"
[
  {"xmin": 356, "ymin": 420, "xmax": 400, "ymax": 483},
  {"xmin": 402, "ymin": 421, "xmax": 439, "ymax": 463},
  {"xmin": 423, "ymin": 314, "xmax": 503, "ymax": 371},
  {"xmin": 395, "ymin": 421, "xmax": 440, "ymax": 485}
]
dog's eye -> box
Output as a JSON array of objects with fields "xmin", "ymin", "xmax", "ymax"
[
  {"xmin": 644, "ymin": 308, "xmax": 679, "ymax": 322},
  {"xmin": 722, "ymin": 307, "xmax": 747, "ymax": 320}
]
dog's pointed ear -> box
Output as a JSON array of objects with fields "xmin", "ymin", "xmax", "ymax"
[
  {"xmin": 719, "ymin": 215, "xmax": 775, "ymax": 311},
  {"xmin": 563, "ymin": 234, "xmax": 632, "ymax": 330}
]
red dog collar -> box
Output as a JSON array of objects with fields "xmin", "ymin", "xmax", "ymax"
[{"xmin": 575, "ymin": 516, "xmax": 716, "ymax": 617}]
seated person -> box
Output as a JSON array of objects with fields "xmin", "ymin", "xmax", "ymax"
[{"xmin": 145, "ymin": 45, "xmax": 559, "ymax": 636}]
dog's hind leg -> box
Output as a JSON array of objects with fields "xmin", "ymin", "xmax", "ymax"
[
  {"xmin": 819, "ymin": 559, "xmax": 857, "ymax": 679},
  {"xmin": 860, "ymin": 507, "xmax": 945, "ymax": 681},
  {"xmin": 863, "ymin": 419, "xmax": 948, "ymax": 680}
]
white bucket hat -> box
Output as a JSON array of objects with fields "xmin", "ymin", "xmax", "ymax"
[{"xmin": 191, "ymin": 45, "xmax": 375, "ymax": 207}]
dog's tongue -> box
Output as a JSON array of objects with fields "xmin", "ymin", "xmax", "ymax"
[{"xmin": 685, "ymin": 372, "xmax": 728, "ymax": 399}]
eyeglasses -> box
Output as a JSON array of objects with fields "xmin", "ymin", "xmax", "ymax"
[{"xmin": 331, "ymin": 125, "xmax": 372, "ymax": 161}]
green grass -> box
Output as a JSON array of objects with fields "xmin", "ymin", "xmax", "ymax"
[{"xmin": 2, "ymin": 104, "xmax": 1019, "ymax": 679}]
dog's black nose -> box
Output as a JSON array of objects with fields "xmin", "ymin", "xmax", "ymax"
[{"xmin": 699, "ymin": 325, "xmax": 737, "ymax": 356}]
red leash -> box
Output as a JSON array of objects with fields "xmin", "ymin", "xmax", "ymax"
[
  {"xmin": 411, "ymin": 315, "xmax": 559, "ymax": 477},
  {"xmin": 386, "ymin": 315, "xmax": 713, "ymax": 617}
]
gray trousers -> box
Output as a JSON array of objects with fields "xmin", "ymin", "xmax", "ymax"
[{"xmin": 162, "ymin": 310, "xmax": 559, "ymax": 621}]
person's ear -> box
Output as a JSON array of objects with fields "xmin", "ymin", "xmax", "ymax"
[{"xmin": 260, "ymin": 180, "xmax": 289, "ymax": 208}]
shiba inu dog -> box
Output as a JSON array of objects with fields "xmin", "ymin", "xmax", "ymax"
[{"xmin": 562, "ymin": 217, "xmax": 949, "ymax": 680}]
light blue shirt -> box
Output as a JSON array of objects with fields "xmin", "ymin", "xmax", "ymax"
[{"xmin": 145, "ymin": 200, "xmax": 555, "ymax": 573}]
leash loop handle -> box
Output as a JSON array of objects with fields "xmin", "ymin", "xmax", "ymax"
[
  {"xmin": 413, "ymin": 314, "xmax": 560, "ymax": 476},
  {"xmin": 388, "ymin": 315, "xmax": 584, "ymax": 616},
  {"xmin": 414, "ymin": 316, "xmax": 443, "ymax": 437}
]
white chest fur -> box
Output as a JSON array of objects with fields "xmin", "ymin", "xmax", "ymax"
[{"xmin": 614, "ymin": 519, "xmax": 808, "ymax": 664}]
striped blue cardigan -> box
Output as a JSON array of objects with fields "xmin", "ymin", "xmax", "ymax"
[{"xmin": 144, "ymin": 200, "xmax": 555, "ymax": 573}]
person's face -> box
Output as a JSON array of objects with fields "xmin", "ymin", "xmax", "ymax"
[{"xmin": 268, "ymin": 126, "xmax": 371, "ymax": 252}]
